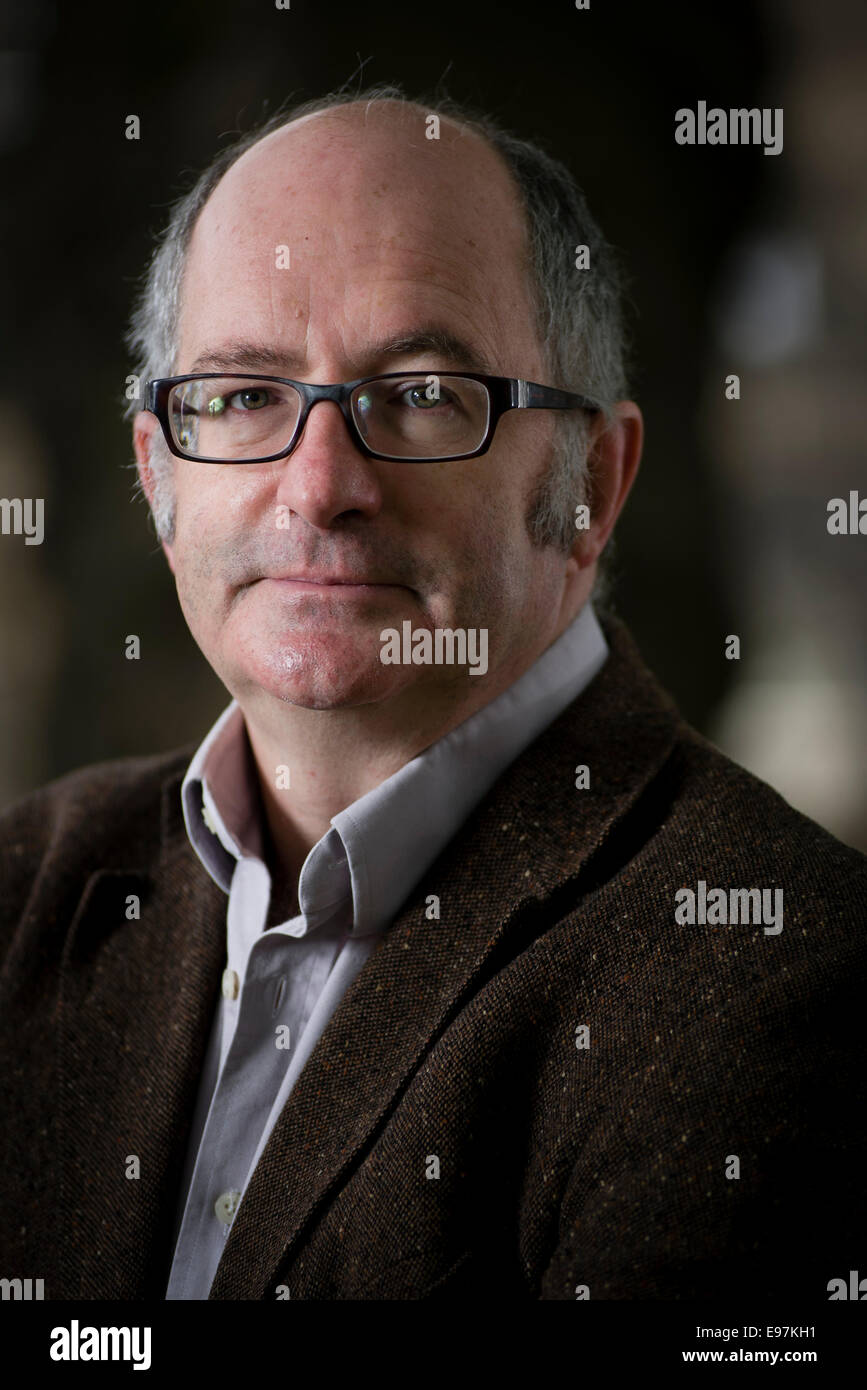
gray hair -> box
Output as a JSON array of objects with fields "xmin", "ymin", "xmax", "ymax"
[{"xmin": 124, "ymin": 82, "xmax": 630, "ymax": 602}]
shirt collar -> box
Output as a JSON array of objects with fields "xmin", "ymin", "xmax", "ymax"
[
  {"xmin": 181, "ymin": 602, "xmax": 608, "ymax": 936},
  {"xmin": 181, "ymin": 702, "xmax": 261, "ymax": 893}
]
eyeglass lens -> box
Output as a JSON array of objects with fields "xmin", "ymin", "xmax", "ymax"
[{"xmin": 168, "ymin": 374, "xmax": 492, "ymax": 461}]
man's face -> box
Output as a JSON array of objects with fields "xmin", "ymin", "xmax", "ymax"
[{"xmin": 137, "ymin": 104, "xmax": 581, "ymax": 719}]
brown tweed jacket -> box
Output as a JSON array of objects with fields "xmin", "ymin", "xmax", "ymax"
[{"xmin": 1, "ymin": 615, "xmax": 865, "ymax": 1301}]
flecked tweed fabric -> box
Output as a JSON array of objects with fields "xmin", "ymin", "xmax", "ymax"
[{"xmin": 1, "ymin": 615, "xmax": 865, "ymax": 1301}]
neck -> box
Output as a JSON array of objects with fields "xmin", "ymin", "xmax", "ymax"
[{"xmin": 243, "ymin": 673, "xmax": 506, "ymax": 885}]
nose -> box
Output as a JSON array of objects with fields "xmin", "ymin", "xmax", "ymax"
[{"xmin": 273, "ymin": 398, "xmax": 383, "ymax": 529}]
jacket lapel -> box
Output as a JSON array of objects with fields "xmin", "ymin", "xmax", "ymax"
[
  {"xmin": 209, "ymin": 617, "xmax": 681, "ymax": 1298},
  {"xmin": 56, "ymin": 769, "xmax": 227, "ymax": 1298}
]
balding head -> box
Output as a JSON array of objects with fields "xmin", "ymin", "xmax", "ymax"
[{"xmin": 176, "ymin": 97, "xmax": 544, "ymax": 392}]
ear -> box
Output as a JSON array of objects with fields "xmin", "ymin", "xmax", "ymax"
[
  {"xmin": 571, "ymin": 401, "xmax": 643, "ymax": 571},
  {"xmin": 132, "ymin": 411, "xmax": 175, "ymax": 573}
]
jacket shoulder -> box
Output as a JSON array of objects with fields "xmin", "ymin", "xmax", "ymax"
[
  {"xmin": 0, "ymin": 745, "xmax": 196, "ymax": 934},
  {"xmin": 671, "ymin": 720, "xmax": 867, "ymax": 878},
  {"xmin": 0, "ymin": 743, "xmax": 195, "ymax": 843},
  {"xmin": 571, "ymin": 612, "xmax": 866, "ymax": 886}
]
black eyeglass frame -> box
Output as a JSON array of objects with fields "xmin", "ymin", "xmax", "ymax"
[{"xmin": 144, "ymin": 371, "xmax": 602, "ymax": 464}]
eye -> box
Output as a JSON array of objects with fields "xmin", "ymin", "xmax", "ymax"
[
  {"xmin": 397, "ymin": 383, "xmax": 451, "ymax": 409},
  {"xmin": 226, "ymin": 387, "xmax": 270, "ymax": 411}
]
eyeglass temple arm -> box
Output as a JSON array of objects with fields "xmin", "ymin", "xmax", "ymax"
[{"xmin": 508, "ymin": 379, "xmax": 602, "ymax": 413}]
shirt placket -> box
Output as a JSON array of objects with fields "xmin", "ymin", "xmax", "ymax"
[{"xmin": 168, "ymin": 855, "xmax": 282, "ymax": 1295}]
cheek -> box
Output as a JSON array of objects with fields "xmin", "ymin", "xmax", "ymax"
[
  {"xmin": 175, "ymin": 460, "xmax": 263, "ymax": 529},
  {"xmin": 169, "ymin": 494, "xmax": 235, "ymax": 636},
  {"xmin": 172, "ymin": 467, "xmax": 260, "ymax": 584},
  {"xmin": 429, "ymin": 479, "xmax": 535, "ymax": 622},
  {"xmin": 171, "ymin": 552, "xmax": 221, "ymax": 645}
]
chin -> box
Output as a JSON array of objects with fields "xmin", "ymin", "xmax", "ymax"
[{"xmin": 232, "ymin": 636, "xmax": 413, "ymax": 711}]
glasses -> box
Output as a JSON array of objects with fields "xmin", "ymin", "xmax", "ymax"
[{"xmin": 144, "ymin": 371, "xmax": 601, "ymax": 464}]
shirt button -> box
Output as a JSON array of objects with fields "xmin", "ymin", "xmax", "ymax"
[
  {"xmin": 222, "ymin": 968, "xmax": 239, "ymax": 1000},
  {"xmin": 214, "ymin": 1190, "xmax": 241, "ymax": 1225}
]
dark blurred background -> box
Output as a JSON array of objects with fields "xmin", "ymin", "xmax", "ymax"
[{"xmin": 1, "ymin": 0, "xmax": 865, "ymax": 848}]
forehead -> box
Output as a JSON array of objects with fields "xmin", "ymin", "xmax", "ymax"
[{"xmin": 178, "ymin": 103, "xmax": 541, "ymax": 373}]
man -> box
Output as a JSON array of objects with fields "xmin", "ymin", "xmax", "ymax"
[{"xmin": 1, "ymin": 87, "xmax": 864, "ymax": 1302}]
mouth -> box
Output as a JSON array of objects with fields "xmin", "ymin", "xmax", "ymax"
[{"xmin": 260, "ymin": 575, "xmax": 408, "ymax": 596}]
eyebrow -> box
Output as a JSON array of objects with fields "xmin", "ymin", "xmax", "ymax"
[{"xmin": 186, "ymin": 328, "xmax": 497, "ymax": 378}]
